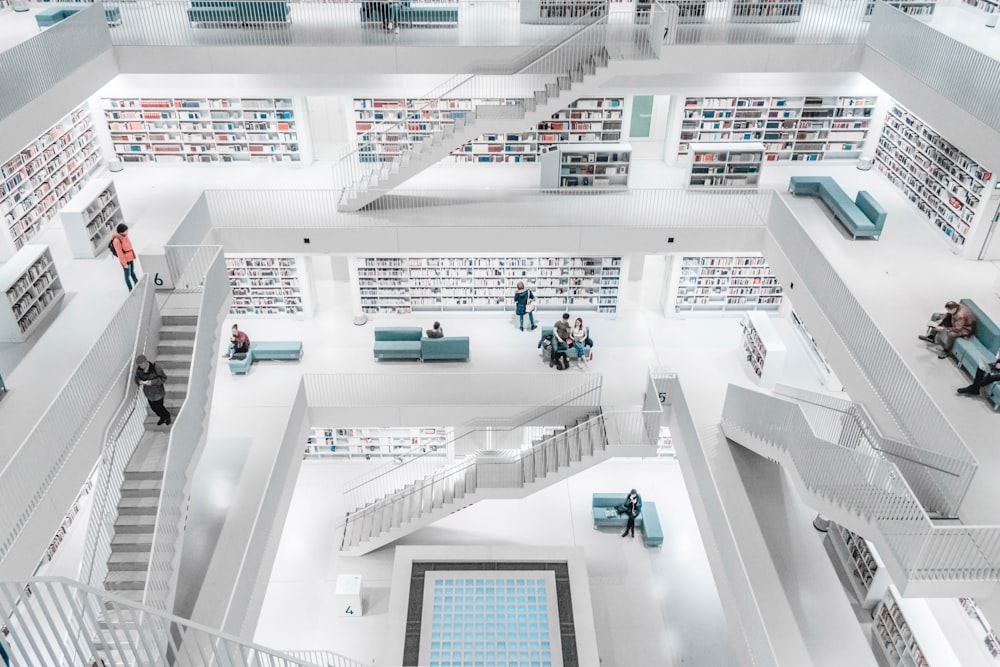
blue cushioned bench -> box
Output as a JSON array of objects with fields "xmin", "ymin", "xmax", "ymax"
[
  {"xmin": 989, "ymin": 383, "xmax": 1000, "ymax": 412},
  {"xmin": 592, "ymin": 494, "xmax": 662, "ymax": 547},
  {"xmin": 789, "ymin": 176, "xmax": 887, "ymax": 240},
  {"xmin": 35, "ymin": 7, "xmax": 80, "ymax": 28},
  {"xmin": 229, "ymin": 340, "xmax": 303, "ymax": 375},
  {"xmin": 952, "ymin": 299, "xmax": 1000, "ymax": 379},
  {"xmin": 373, "ymin": 327, "xmax": 470, "ymax": 361},
  {"xmin": 188, "ymin": 0, "xmax": 289, "ymax": 25},
  {"xmin": 360, "ymin": 1, "xmax": 458, "ymax": 26}
]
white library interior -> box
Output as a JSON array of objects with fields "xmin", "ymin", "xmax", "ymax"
[{"xmin": 2, "ymin": 1, "xmax": 1000, "ymax": 666}]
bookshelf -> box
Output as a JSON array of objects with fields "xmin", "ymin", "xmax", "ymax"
[
  {"xmin": 874, "ymin": 101, "xmax": 994, "ymax": 248},
  {"xmin": 43, "ymin": 478, "xmax": 93, "ymax": 564},
  {"xmin": 872, "ymin": 589, "xmax": 932, "ymax": 667},
  {"xmin": 864, "ymin": 0, "xmax": 936, "ymax": 20},
  {"xmin": 305, "ymin": 426, "xmax": 452, "ymax": 459},
  {"xmin": 1, "ymin": 105, "xmax": 102, "ymax": 262},
  {"xmin": 827, "ymin": 523, "xmax": 890, "ymax": 609},
  {"xmin": 671, "ymin": 254, "xmax": 784, "ymax": 312},
  {"xmin": 790, "ymin": 310, "xmax": 843, "ymax": 391},
  {"xmin": 962, "ymin": 0, "xmax": 998, "ymax": 11},
  {"xmin": 540, "ymin": 143, "xmax": 631, "ymax": 189},
  {"xmin": 352, "ymin": 255, "xmax": 624, "ymax": 315},
  {"xmin": 59, "ymin": 178, "xmax": 123, "ymax": 258},
  {"xmin": 678, "ymin": 95, "xmax": 876, "ymax": 163},
  {"xmin": 520, "ymin": 0, "xmax": 607, "ymax": 23},
  {"xmin": 958, "ymin": 598, "xmax": 1000, "ymax": 660},
  {"xmin": 739, "ymin": 312, "xmax": 786, "ymax": 387},
  {"xmin": 102, "ymin": 97, "xmax": 301, "ymax": 164},
  {"xmin": 657, "ymin": 426, "xmax": 674, "ymax": 457},
  {"xmin": 453, "ymin": 97, "xmax": 625, "ymax": 163},
  {"xmin": 660, "ymin": 0, "xmax": 708, "ymax": 21},
  {"xmin": 688, "ymin": 142, "xmax": 764, "ymax": 188},
  {"xmin": 731, "ymin": 0, "xmax": 802, "ymax": 22},
  {"xmin": 0, "ymin": 245, "xmax": 65, "ymax": 342},
  {"xmin": 225, "ymin": 254, "xmax": 311, "ymax": 318}
]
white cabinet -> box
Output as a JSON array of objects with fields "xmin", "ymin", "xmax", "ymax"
[
  {"xmin": 60, "ymin": 178, "xmax": 124, "ymax": 258},
  {"xmin": 0, "ymin": 245, "xmax": 65, "ymax": 342},
  {"xmin": 540, "ymin": 143, "xmax": 631, "ymax": 190},
  {"xmin": 740, "ymin": 312, "xmax": 786, "ymax": 387},
  {"xmin": 688, "ymin": 142, "xmax": 764, "ymax": 188},
  {"xmin": 225, "ymin": 254, "xmax": 311, "ymax": 318},
  {"xmin": 0, "ymin": 105, "xmax": 102, "ymax": 261}
]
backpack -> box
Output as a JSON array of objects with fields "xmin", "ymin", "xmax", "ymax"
[{"xmin": 108, "ymin": 237, "xmax": 118, "ymax": 257}]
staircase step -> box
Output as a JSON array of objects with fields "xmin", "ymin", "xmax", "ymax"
[
  {"xmin": 124, "ymin": 433, "xmax": 169, "ymax": 475},
  {"xmin": 105, "ymin": 589, "xmax": 144, "ymax": 606},
  {"xmin": 161, "ymin": 315, "xmax": 198, "ymax": 327},
  {"xmin": 108, "ymin": 551, "xmax": 151, "ymax": 571},
  {"xmin": 121, "ymin": 479, "xmax": 162, "ymax": 498},
  {"xmin": 118, "ymin": 496, "xmax": 159, "ymax": 515},
  {"xmin": 104, "ymin": 571, "xmax": 146, "ymax": 591},
  {"xmin": 111, "ymin": 533, "xmax": 154, "ymax": 552},
  {"xmin": 159, "ymin": 325, "xmax": 196, "ymax": 340},
  {"xmin": 113, "ymin": 514, "xmax": 156, "ymax": 534}
]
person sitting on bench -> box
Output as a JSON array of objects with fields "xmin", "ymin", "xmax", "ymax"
[
  {"xmin": 426, "ymin": 321, "xmax": 444, "ymax": 338},
  {"xmin": 958, "ymin": 351, "xmax": 1000, "ymax": 396},
  {"xmin": 223, "ymin": 324, "xmax": 250, "ymax": 359},
  {"xmin": 919, "ymin": 300, "xmax": 976, "ymax": 360}
]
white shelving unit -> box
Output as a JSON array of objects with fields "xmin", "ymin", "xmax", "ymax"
[
  {"xmin": 657, "ymin": 426, "xmax": 674, "ymax": 457},
  {"xmin": 790, "ymin": 309, "xmax": 843, "ymax": 391},
  {"xmin": 688, "ymin": 142, "xmax": 764, "ymax": 188},
  {"xmin": 827, "ymin": 523, "xmax": 890, "ymax": 609},
  {"xmin": 872, "ymin": 587, "xmax": 968, "ymax": 667},
  {"xmin": 352, "ymin": 255, "xmax": 624, "ymax": 315},
  {"xmin": 305, "ymin": 426, "xmax": 452, "ymax": 459},
  {"xmin": 519, "ymin": 0, "xmax": 607, "ymax": 23},
  {"xmin": 740, "ymin": 312, "xmax": 786, "ymax": 387},
  {"xmin": 59, "ymin": 178, "xmax": 123, "ymax": 258},
  {"xmin": 957, "ymin": 598, "xmax": 1000, "ymax": 660},
  {"xmin": 0, "ymin": 245, "xmax": 65, "ymax": 342},
  {"xmin": 962, "ymin": 0, "xmax": 998, "ymax": 12},
  {"xmin": 540, "ymin": 143, "xmax": 631, "ymax": 190},
  {"xmin": 679, "ymin": 95, "xmax": 876, "ymax": 163},
  {"xmin": 864, "ymin": 0, "xmax": 936, "ymax": 20},
  {"xmin": 731, "ymin": 0, "xmax": 802, "ymax": 22},
  {"xmin": 875, "ymin": 100, "xmax": 995, "ymax": 249},
  {"xmin": 671, "ymin": 254, "xmax": 784, "ymax": 312},
  {"xmin": 0, "ymin": 105, "xmax": 102, "ymax": 261},
  {"xmin": 225, "ymin": 254, "xmax": 311, "ymax": 318},
  {"xmin": 103, "ymin": 97, "xmax": 302, "ymax": 164}
]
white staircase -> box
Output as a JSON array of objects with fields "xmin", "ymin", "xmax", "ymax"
[
  {"xmin": 721, "ymin": 384, "xmax": 1000, "ymax": 597},
  {"xmin": 336, "ymin": 9, "xmax": 655, "ymax": 211},
  {"xmin": 339, "ymin": 409, "xmax": 659, "ymax": 555},
  {"xmin": 103, "ymin": 314, "xmax": 195, "ymax": 605}
]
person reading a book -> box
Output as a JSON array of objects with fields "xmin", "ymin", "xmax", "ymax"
[
  {"xmin": 223, "ymin": 324, "xmax": 250, "ymax": 359},
  {"xmin": 619, "ymin": 488, "xmax": 642, "ymax": 539},
  {"xmin": 958, "ymin": 351, "xmax": 1000, "ymax": 397},
  {"xmin": 918, "ymin": 300, "xmax": 976, "ymax": 360}
]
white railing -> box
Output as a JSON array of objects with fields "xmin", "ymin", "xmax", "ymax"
[
  {"xmin": 340, "ymin": 407, "xmax": 658, "ymax": 550},
  {"xmin": 78, "ymin": 281, "xmax": 158, "ymax": 590},
  {"xmin": 773, "ymin": 384, "xmax": 974, "ymax": 518},
  {"xmin": 340, "ymin": 376, "xmax": 603, "ymax": 512},
  {"xmin": 286, "ymin": 649, "xmax": 367, "ymax": 667},
  {"xmin": 165, "ymin": 244, "xmax": 224, "ymax": 292},
  {"xmin": 205, "ymin": 187, "xmax": 771, "ymax": 228},
  {"xmin": 866, "ymin": 2, "xmax": 1000, "ymax": 133},
  {"xmin": 143, "ymin": 248, "xmax": 230, "ymax": 614},
  {"xmin": 661, "ymin": 376, "xmax": 778, "ymax": 666},
  {"xmin": 0, "ymin": 4, "xmax": 111, "ymax": 122},
  {"xmin": 668, "ymin": 0, "xmax": 869, "ymax": 45},
  {"xmin": 765, "ymin": 195, "xmax": 977, "ymax": 513},
  {"xmin": 0, "ymin": 576, "xmax": 363, "ymax": 667},
  {"xmin": 0, "ymin": 279, "xmax": 151, "ymax": 576},
  {"xmin": 723, "ymin": 385, "xmax": 1000, "ymax": 586}
]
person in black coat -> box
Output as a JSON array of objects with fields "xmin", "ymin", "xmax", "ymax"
[{"xmin": 619, "ymin": 488, "xmax": 642, "ymax": 538}]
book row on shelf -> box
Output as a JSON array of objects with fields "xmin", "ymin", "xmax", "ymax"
[
  {"xmin": 1, "ymin": 105, "xmax": 102, "ymax": 255},
  {"xmin": 305, "ymin": 426, "xmax": 452, "ymax": 459},
  {"xmin": 225, "ymin": 255, "xmax": 309, "ymax": 318},
  {"xmin": 59, "ymin": 179, "xmax": 124, "ymax": 258},
  {"xmin": 958, "ymin": 598, "xmax": 1000, "ymax": 659},
  {"xmin": 353, "ymin": 255, "xmax": 623, "ymax": 315},
  {"xmin": 673, "ymin": 254, "xmax": 784, "ymax": 311},
  {"xmin": 737, "ymin": 312, "xmax": 786, "ymax": 386},
  {"xmin": 873, "ymin": 590, "xmax": 931, "ymax": 667},
  {"xmin": 44, "ymin": 478, "xmax": 93, "ymax": 564},
  {"xmin": 0, "ymin": 246, "xmax": 65, "ymax": 341}
]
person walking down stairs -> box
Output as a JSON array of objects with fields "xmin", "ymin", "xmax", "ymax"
[{"xmin": 134, "ymin": 355, "xmax": 171, "ymax": 426}]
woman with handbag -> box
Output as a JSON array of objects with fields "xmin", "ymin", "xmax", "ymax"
[
  {"xmin": 513, "ymin": 281, "xmax": 537, "ymax": 331},
  {"xmin": 571, "ymin": 317, "xmax": 589, "ymax": 368}
]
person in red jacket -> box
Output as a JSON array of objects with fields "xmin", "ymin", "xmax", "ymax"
[
  {"xmin": 223, "ymin": 324, "xmax": 251, "ymax": 359},
  {"xmin": 111, "ymin": 223, "xmax": 139, "ymax": 291}
]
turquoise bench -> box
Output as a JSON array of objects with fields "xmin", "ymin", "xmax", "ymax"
[
  {"xmin": 952, "ymin": 299, "xmax": 1000, "ymax": 380},
  {"xmin": 35, "ymin": 7, "xmax": 80, "ymax": 28},
  {"xmin": 789, "ymin": 176, "xmax": 887, "ymax": 240},
  {"xmin": 592, "ymin": 494, "xmax": 662, "ymax": 547},
  {"xmin": 360, "ymin": 1, "xmax": 458, "ymax": 26},
  {"xmin": 539, "ymin": 326, "xmax": 591, "ymax": 360},
  {"xmin": 229, "ymin": 340, "xmax": 303, "ymax": 375},
  {"xmin": 188, "ymin": 0, "xmax": 289, "ymax": 25},
  {"xmin": 373, "ymin": 327, "xmax": 469, "ymax": 361},
  {"xmin": 989, "ymin": 383, "xmax": 1000, "ymax": 412}
]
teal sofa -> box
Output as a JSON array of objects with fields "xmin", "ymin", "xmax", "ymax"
[
  {"xmin": 188, "ymin": 1, "xmax": 289, "ymax": 25},
  {"xmin": 539, "ymin": 326, "xmax": 591, "ymax": 361},
  {"xmin": 952, "ymin": 299, "xmax": 1000, "ymax": 399},
  {"xmin": 373, "ymin": 327, "xmax": 469, "ymax": 361},
  {"xmin": 229, "ymin": 340, "xmax": 303, "ymax": 375},
  {"xmin": 789, "ymin": 176, "xmax": 887, "ymax": 240},
  {"xmin": 592, "ymin": 493, "xmax": 662, "ymax": 547},
  {"xmin": 35, "ymin": 7, "xmax": 80, "ymax": 28},
  {"xmin": 360, "ymin": 1, "xmax": 458, "ymax": 27},
  {"xmin": 989, "ymin": 383, "xmax": 1000, "ymax": 412}
]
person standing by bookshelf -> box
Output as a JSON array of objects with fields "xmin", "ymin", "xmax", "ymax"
[
  {"xmin": 135, "ymin": 355, "xmax": 171, "ymax": 427},
  {"xmin": 513, "ymin": 281, "xmax": 537, "ymax": 331},
  {"xmin": 110, "ymin": 223, "xmax": 139, "ymax": 292},
  {"xmin": 619, "ymin": 488, "xmax": 642, "ymax": 538}
]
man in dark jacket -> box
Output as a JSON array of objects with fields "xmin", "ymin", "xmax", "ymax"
[
  {"xmin": 619, "ymin": 488, "xmax": 642, "ymax": 538},
  {"xmin": 919, "ymin": 300, "xmax": 977, "ymax": 360},
  {"xmin": 135, "ymin": 355, "xmax": 170, "ymax": 426}
]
